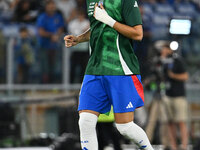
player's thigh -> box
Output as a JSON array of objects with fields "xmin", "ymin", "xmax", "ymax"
[
  {"xmin": 105, "ymin": 75, "xmax": 144, "ymax": 114},
  {"xmin": 78, "ymin": 75, "xmax": 111, "ymax": 114},
  {"xmin": 173, "ymin": 97, "xmax": 188, "ymax": 122},
  {"xmin": 114, "ymin": 112, "xmax": 134, "ymax": 124}
]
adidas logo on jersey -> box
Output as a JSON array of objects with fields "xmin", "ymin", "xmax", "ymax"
[
  {"xmin": 126, "ymin": 102, "xmax": 133, "ymax": 109},
  {"xmin": 134, "ymin": 1, "xmax": 138, "ymax": 7}
]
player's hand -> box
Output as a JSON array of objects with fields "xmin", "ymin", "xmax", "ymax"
[
  {"xmin": 93, "ymin": 3, "xmax": 116, "ymax": 27},
  {"xmin": 64, "ymin": 35, "xmax": 79, "ymax": 48},
  {"xmin": 51, "ymin": 34, "xmax": 59, "ymax": 42}
]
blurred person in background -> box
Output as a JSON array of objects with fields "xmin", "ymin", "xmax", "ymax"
[
  {"xmin": 55, "ymin": 0, "xmax": 77, "ymax": 23},
  {"xmin": 0, "ymin": 0, "xmax": 16, "ymax": 22},
  {"xmin": 37, "ymin": 0, "xmax": 65, "ymax": 83},
  {"xmin": 0, "ymin": 29, "xmax": 6, "ymax": 83},
  {"xmin": 10, "ymin": 0, "xmax": 20, "ymax": 9},
  {"xmin": 13, "ymin": 0, "xmax": 38, "ymax": 23},
  {"xmin": 0, "ymin": 0, "xmax": 9, "ymax": 12},
  {"xmin": 76, "ymin": 0, "xmax": 87, "ymax": 13},
  {"xmin": 14, "ymin": 27, "xmax": 34, "ymax": 83},
  {"xmin": 161, "ymin": 44, "xmax": 189, "ymax": 150},
  {"xmin": 67, "ymin": 9, "xmax": 89, "ymax": 83}
]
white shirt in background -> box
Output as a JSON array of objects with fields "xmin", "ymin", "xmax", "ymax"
[
  {"xmin": 68, "ymin": 18, "xmax": 90, "ymax": 51},
  {"xmin": 55, "ymin": 0, "xmax": 76, "ymax": 20}
]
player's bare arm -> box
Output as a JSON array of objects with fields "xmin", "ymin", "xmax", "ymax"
[
  {"xmin": 64, "ymin": 28, "xmax": 91, "ymax": 48},
  {"xmin": 113, "ymin": 23, "xmax": 143, "ymax": 41},
  {"xmin": 94, "ymin": 3, "xmax": 143, "ymax": 41},
  {"xmin": 168, "ymin": 71, "xmax": 189, "ymax": 81}
]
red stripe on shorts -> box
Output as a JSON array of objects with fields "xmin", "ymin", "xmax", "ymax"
[{"xmin": 131, "ymin": 75, "xmax": 144, "ymax": 102}]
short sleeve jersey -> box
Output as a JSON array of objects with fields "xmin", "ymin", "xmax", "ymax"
[
  {"xmin": 165, "ymin": 55, "xmax": 187, "ymax": 97},
  {"xmin": 85, "ymin": 0, "xmax": 142, "ymax": 75}
]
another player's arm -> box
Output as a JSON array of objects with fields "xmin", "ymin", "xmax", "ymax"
[{"xmin": 64, "ymin": 28, "xmax": 91, "ymax": 48}]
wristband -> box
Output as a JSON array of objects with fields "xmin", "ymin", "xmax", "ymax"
[{"xmin": 94, "ymin": 7, "xmax": 116, "ymax": 28}]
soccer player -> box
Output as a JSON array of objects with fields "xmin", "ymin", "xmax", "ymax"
[{"xmin": 64, "ymin": 0, "xmax": 154, "ymax": 149}]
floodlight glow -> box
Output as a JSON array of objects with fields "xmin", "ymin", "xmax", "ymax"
[
  {"xmin": 170, "ymin": 41, "xmax": 179, "ymax": 50},
  {"xmin": 169, "ymin": 19, "xmax": 191, "ymax": 35}
]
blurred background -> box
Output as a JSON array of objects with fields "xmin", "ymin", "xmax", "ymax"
[{"xmin": 0, "ymin": 0, "xmax": 200, "ymax": 150}]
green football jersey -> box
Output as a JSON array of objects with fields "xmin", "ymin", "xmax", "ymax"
[{"xmin": 85, "ymin": 0, "xmax": 142, "ymax": 75}]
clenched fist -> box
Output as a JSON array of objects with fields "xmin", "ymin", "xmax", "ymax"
[{"xmin": 64, "ymin": 35, "xmax": 79, "ymax": 48}]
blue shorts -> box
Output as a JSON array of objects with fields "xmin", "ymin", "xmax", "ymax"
[{"xmin": 78, "ymin": 75, "xmax": 144, "ymax": 114}]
